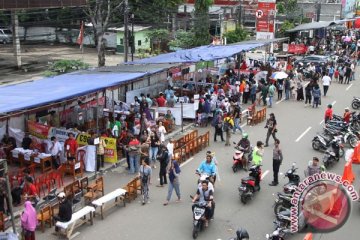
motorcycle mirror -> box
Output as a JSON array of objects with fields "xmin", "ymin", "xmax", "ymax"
[{"xmin": 292, "ymin": 162, "xmax": 296, "ymax": 166}]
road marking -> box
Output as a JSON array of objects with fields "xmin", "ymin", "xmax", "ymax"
[
  {"xmin": 241, "ymin": 123, "xmax": 246, "ymax": 128},
  {"xmin": 346, "ymin": 84, "xmax": 353, "ymax": 91},
  {"xmin": 331, "ymin": 100, "xmax": 336, "ymax": 106},
  {"xmin": 295, "ymin": 127, "xmax": 312, "ymax": 142},
  {"xmin": 180, "ymin": 157, "xmax": 194, "ymax": 167},
  {"xmin": 276, "ymin": 98, "xmax": 285, "ymax": 104},
  {"xmin": 319, "ymin": 119, "xmax": 324, "ymax": 125},
  {"xmin": 261, "ymin": 170, "xmax": 269, "ymax": 180}
]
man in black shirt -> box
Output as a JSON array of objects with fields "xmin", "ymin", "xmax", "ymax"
[
  {"xmin": 54, "ymin": 192, "xmax": 72, "ymax": 232},
  {"xmin": 265, "ymin": 113, "xmax": 278, "ymax": 147}
]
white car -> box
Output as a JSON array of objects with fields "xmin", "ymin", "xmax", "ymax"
[{"xmin": 0, "ymin": 28, "xmax": 12, "ymax": 44}]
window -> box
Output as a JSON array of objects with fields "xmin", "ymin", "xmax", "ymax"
[
  {"xmin": 138, "ymin": 40, "xmax": 141, "ymax": 46},
  {"xmin": 120, "ymin": 38, "xmax": 123, "ymax": 44}
]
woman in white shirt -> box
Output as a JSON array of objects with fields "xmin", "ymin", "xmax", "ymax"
[{"xmin": 158, "ymin": 121, "xmax": 167, "ymax": 143}]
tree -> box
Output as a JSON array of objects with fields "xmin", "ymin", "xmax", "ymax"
[
  {"xmin": 84, "ymin": 0, "xmax": 124, "ymax": 67},
  {"xmin": 146, "ymin": 29, "xmax": 170, "ymax": 52},
  {"xmin": 279, "ymin": 20, "xmax": 295, "ymax": 35},
  {"xmin": 129, "ymin": 0, "xmax": 184, "ymax": 27},
  {"xmin": 168, "ymin": 30, "xmax": 196, "ymax": 49},
  {"xmin": 44, "ymin": 59, "xmax": 89, "ymax": 77},
  {"xmin": 223, "ymin": 27, "xmax": 249, "ymax": 44},
  {"xmin": 277, "ymin": 0, "xmax": 299, "ymax": 20},
  {"xmin": 193, "ymin": 0, "xmax": 213, "ymax": 46}
]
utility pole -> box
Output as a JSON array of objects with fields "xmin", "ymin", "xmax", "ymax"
[
  {"xmin": 124, "ymin": 0, "xmax": 129, "ymax": 62},
  {"xmin": 11, "ymin": 10, "xmax": 21, "ymax": 69},
  {"xmin": 316, "ymin": 0, "xmax": 322, "ymax": 22},
  {"xmin": 238, "ymin": 0, "xmax": 242, "ymax": 26},
  {"xmin": 131, "ymin": 13, "xmax": 135, "ymax": 62}
]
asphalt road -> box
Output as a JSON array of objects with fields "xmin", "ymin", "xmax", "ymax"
[{"xmin": 37, "ymin": 78, "xmax": 360, "ymax": 240}]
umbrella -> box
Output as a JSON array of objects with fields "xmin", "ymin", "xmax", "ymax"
[
  {"xmin": 344, "ymin": 36, "xmax": 352, "ymax": 42},
  {"xmin": 254, "ymin": 71, "xmax": 268, "ymax": 81},
  {"xmin": 271, "ymin": 72, "xmax": 288, "ymax": 79}
]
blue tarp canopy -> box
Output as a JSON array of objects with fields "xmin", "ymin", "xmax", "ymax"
[
  {"xmin": 128, "ymin": 43, "xmax": 265, "ymax": 64},
  {"xmin": 0, "ymin": 72, "xmax": 146, "ymax": 114}
]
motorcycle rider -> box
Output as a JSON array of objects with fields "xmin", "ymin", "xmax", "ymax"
[
  {"xmin": 198, "ymin": 175, "xmax": 214, "ymax": 193},
  {"xmin": 305, "ymin": 157, "xmax": 326, "ymax": 177},
  {"xmin": 197, "ymin": 154, "xmax": 217, "ymax": 184},
  {"xmin": 236, "ymin": 133, "xmax": 251, "ymax": 171},
  {"xmin": 192, "ymin": 180, "xmax": 214, "ymax": 227}
]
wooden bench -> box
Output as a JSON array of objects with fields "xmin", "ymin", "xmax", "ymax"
[
  {"xmin": 122, "ymin": 177, "xmax": 140, "ymax": 202},
  {"xmin": 37, "ymin": 205, "xmax": 52, "ymax": 232},
  {"xmin": 55, "ymin": 206, "xmax": 95, "ymax": 240},
  {"xmin": 92, "ymin": 188, "xmax": 127, "ymax": 219},
  {"xmin": 33, "ymin": 156, "xmax": 52, "ymax": 173},
  {"xmin": 247, "ymin": 107, "xmax": 266, "ymax": 126}
]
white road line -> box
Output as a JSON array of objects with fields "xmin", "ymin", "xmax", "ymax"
[
  {"xmin": 319, "ymin": 119, "xmax": 324, "ymax": 125},
  {"xmin": 261, "ymin": 170, "xmax": 270, "ymax": 180},
  {"xmin": 276, "ymin": 98, "xmax": 285, "ymax": 104},
  {"xmin": 346, "ymin": 83, "xmax": 353, "ymax": 91},
  {"xmin": 295, "ymin": 127, "xmax": 312, "ymax": 142},
  {"xmin": 331, "ymin": 100, "xmax": 336, "ymax": 106},
  {"xmin": 241, "ymin": 123, "xmax": 247, "ymax": 128},
  {"xmin": 180, "ymin": 157, "xmax": 194, "ymax": 167}
]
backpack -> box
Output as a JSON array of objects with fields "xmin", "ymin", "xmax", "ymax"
[{"xmin": 222, "ymin": 118, "xmax": 232, "ymax": 132}]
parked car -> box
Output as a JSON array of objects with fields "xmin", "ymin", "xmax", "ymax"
[
  {"xmin": 0, "ymin": 28, "xmax": 12, "ymax": 44},
  {"xmin": 294, "ymin": 55, "xmax": 330, "ymax": 66}
]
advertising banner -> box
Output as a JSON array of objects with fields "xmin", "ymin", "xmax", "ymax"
[
  {"xmin": 49, "ymin": 128, "xmax": 79, "ymax": 143},
  {"xmin": 256, "ymin": 0, "xmax": 276, "ymax": 40},
  {"xmin": 103, "ymin": 137, "xmax": 118, "ymax": 163},
  {"xmin": 27, "ymin": 121, "xmax": 51, "ymax": 139},
  {"xmin": 76, "ymin": 133, "xmax": 92, "ymax": 146},
  {"xmin": 288, "ymin": 44, "xmax": 308, "ymax": 54},
  {"xmin": 342, "ymin": 0, "xmax": 356, "ymax": 19}
]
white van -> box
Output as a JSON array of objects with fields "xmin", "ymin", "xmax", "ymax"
[{"xmin": 0, "ymin": 28, "xmax": 12, "ymax": 44}]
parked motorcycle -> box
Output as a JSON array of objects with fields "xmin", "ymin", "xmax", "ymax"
[
  {"xmin": 323, "ymin": 149, "xmax": 339, "ymax": 168},
  {"xmin": 232, "ymin": 143, "xmax": 253, "ymax": 173},
  {"xmin": 273, "ymin": 192, "xmax": 292, "ymax": 219},
  {"xmin": 283, "ymin": 163, "xmax": 300, "ymax": 194},
  {"xmin": 228, "ymin": 228, "xmax": 250, "ymax": 240},
  {"xmin": 312, "ymin": 134, "xmax": 344, "ymax": 157},
  {"xmin": 351, "ymin": 97, "xmax": 360, "ymax": 110},
  {"xmin": 323, "ymin": 125, "xmax": 358, "ymax": 148},
  {"xmin": 238, "ymin": 165, "xmax": 262, "ymax": 204}
]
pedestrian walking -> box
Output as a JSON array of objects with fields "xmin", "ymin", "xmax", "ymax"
[
  {"xmin": 148, "ymin": 130, "xmax": 160, "ymax": 168},
  {"xmin": 139, "ymin": 157, "xmax": 152, "ymax": 205},
  {"xmin": 324, "ymin": 104, "xmax": 333, "ymax": 124},
  {"xmin": 157, "ymin": 145, "xmax": 169, "ymax": 187},
  {"xmin": 269, "ymin": 139, "xmax": 283, "ymax": 186},
  {"xmin": 96, "ymin": 133, "xmax": 107, "ymax": 171},
  {"xmin": 277, "ymin": 80, "xmax": 283, "ymax": 100},
  {"xmin": 345, "ymin": 65, "xmax": 352, "ymax": 84},
  {"xmin": 163, "ymin": 160, "xmax": 181, "ymax": 206},
  {"xmin": 321, "ymin": 73, "xmax": 331, "ymax": 96},
  {"xmin": 261, "ymin": 83, "xmax": 268, "ymax": 106},
  {"xmin": 312, "ymin": 84, "xmax": 321, "ymax": 108},
  {"xmin": 213, "ymin": 112, "xmax": 224, "ymax": 142},
  {"xmin": 250, "ymin": 83, "xmax": 257, "ymax": 104},
  {"xmin": 243, "ymin": 81, "xmax": 250, "ymax": 104},
  {"xmin": 223, "ymin": 114, "xmax": 234, "ymax": 146},
  {"xmin": 166, "ymin": 138, "xmax": 174, "ymax": 162},
  {"xmin": 264, "ymin": 113, "xmax": 278, "ymax": 147},
  {"xmin": 268, "ymin": 82, "xmax": 276, "ymax": 107},
  {"xmin": 21, "ymin": 201, "xmax": 37, "ymax": 240},
  {"xmin": 284, "ymin": 78, "xmax": 291, "ymax": 100},
  {"xmin": 232, "ymin": 107, "xmax": 243, "ymax": 134},
  {"xmin": 158, "ymin": 121, "xmax": 167, "ymax": 143}
]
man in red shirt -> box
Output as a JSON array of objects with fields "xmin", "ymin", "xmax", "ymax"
[
  {"xmin": 324, "ymin": 104, "xmax": 333, "ymax": 124},
  {"xmin": 64, "ymin": 133, "xmax": 78, "ymax": 161},
  {"xmin": 157, "ymin": 93, "xmax": 166, "ymax": 107},
  {"xmin": 343, "ymin": 107, "xmax": 351, "ymax": 124}
]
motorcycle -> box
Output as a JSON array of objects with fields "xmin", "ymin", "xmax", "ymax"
[
  {"xmin": 238, "ymin": 165, "xmax": 262, "ymax": 204},
  {"xmin": 228, "ymin": 228, "xmax": 250, "ymax": 240},
  {"xmin": 191, "ymin": 200, "xmax": 211, "ymax": 239},
  {"xmin": 323, "ymin": 125, "xmax": 358, "ymax": 148},
  {"xmin": 312, "ymin": 134, "xmax": 344, "ymax": 157},
  {"xmin": 323, "ymin": 149, "xmax": 339, "ymax": 168},
  {"xmin": 232, "ymin": 143, "xmax": 253, "ymax": 173},
  {"xmin": 273, "ymin": 192, "xmax": 292, "ymax": 220},
  {"xmin": 196, "ymin": 171, "xmax": 215, "ymax": 186},
  {"xmin": 351, "ymin": 97, "xmax": 360, "ymax": 110},
  {"xmin": 283, "ymin": 163, "xmax": 300, "ymax": 194}
]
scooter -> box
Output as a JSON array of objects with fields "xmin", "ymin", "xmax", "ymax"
[
  {"xmin": 232, "ymin": 144, "xmax": 253, "ymax": 173},
  {"xmin": 312, "ymin": 135, "xmax": 344, "ymax": 157},
  {"xmin": 238, "ymin": 165, "xmax": 262, "ymax": 204},
  {"xmin": 283, "ymin": 163, "xmax": 300, "ymax": 194},
  {"xmin": 228, "ymin": 228, "xmax": 250, "ymax": 240},
  {"xmin": 265, "ymin": 221, "xmax": 291, "ymax": 240},
  {"xmin": 191, "ymin": 197, "xmax": 213, "ymax": 239},
  {"xmin": 323, "ymin": 148, "xmax": 340, "ymax": 168},
  {"xmin": 273, "ymin": 192, "xmax": 292, "ymax": 219},
  {"xmin": 351, "ymin": 96, "xmax": 360, "ymax": 110}
]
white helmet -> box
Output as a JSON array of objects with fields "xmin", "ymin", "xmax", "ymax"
[
  {"xmin": 57, "ymin": 192, "xmax": 66, "ymax": 199},
  {"xmin": 199, "ymin": 174, "xmax": 209, "ymax": 182}
]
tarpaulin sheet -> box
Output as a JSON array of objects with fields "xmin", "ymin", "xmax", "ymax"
[
  {"xmin": 0, "ymin": 72, "xmax": 146, "ymax": 114},
  {"xmin": 128, "ymin": 43, "xmax": 264, "ymax": 64}
]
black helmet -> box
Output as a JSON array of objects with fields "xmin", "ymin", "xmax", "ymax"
[{"xmin": 236, "ymin": 228, "xmax": 249, "ymax": 240}]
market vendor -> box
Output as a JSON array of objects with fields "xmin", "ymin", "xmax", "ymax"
[
  {"xmin": 157, "ymin": 93, "xmax": 166, "ymax": 107},
  {"xmin": 64, "ymin": 133, "xmax": 78, "ymax": 161},
  {"xmin": 165, "ymin": 110, "xmax": 175, "ymax": 129},
  {"xmin": 21, "ymin": 133, "xmax": 32, "ymax": 150}
]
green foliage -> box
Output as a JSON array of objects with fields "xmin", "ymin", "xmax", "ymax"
[
  {"xmin": 193, "ymin": 0, "xmax": 213, "ymax": 46},
  {"xmin": 168, "ymin": 30, "xmax": 196, "ymax": 49},
  {"xmin": 223, "ymin": 27, "xmax": 249, "ymax": 44},
  {"xmin": 44, "ymin": 59, "xmax": 90, "ymax": 77},
  {"xmin": 276, "ymin": 3, "xmax": 285, "ymax": 15},
  {"xmin": 0, "ymin": 11, "xmax": 10, "ymax": 26},
  {"xmin": 130, "ymin": 0, "xmax": 184, "ymax": 27},
  {"xmin": 279, "ymin": 20, "xmax": 295, "ymax": 35},
  {"xmin": 146, "ymin": 29, "xmax": 170, "ymax": 43}
]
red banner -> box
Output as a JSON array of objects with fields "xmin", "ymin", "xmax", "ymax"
[
  {"xmin": 27, "ymin": 121, "xmax": 51, "ymax": 139},
  {"xmin": 288, "ymin": 44, "xmax": 308, "ymax": 54}
]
